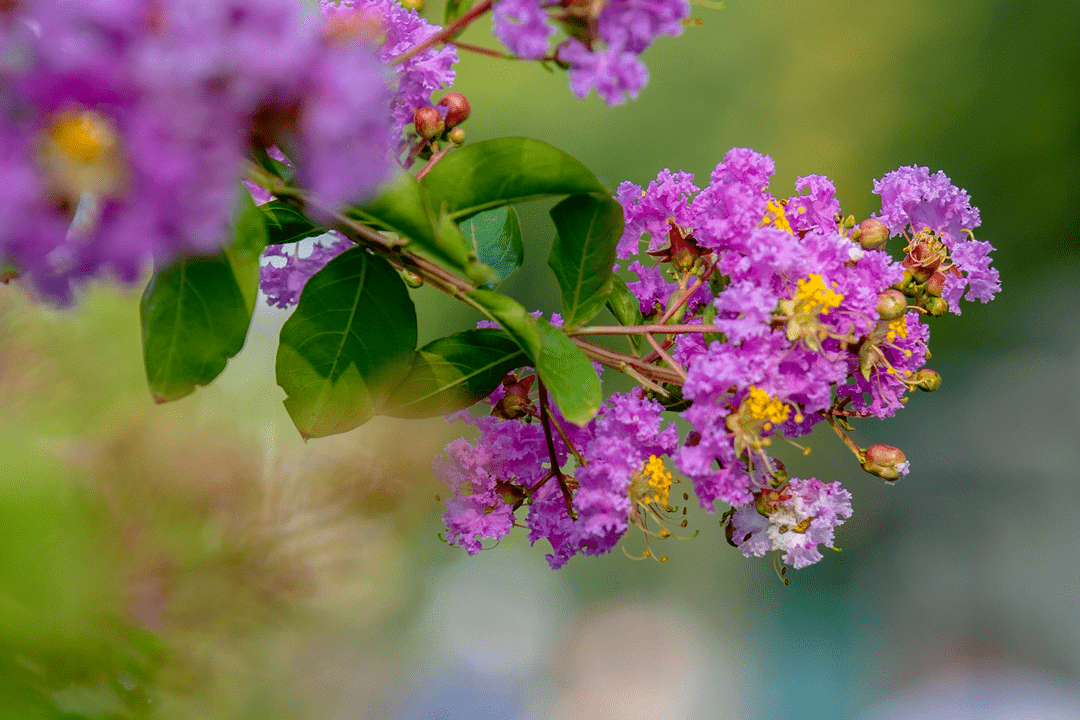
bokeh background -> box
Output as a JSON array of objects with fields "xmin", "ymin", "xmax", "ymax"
[{"xmin": 2, "ymin": 1, "xmax": 1079, "ymax": 718}]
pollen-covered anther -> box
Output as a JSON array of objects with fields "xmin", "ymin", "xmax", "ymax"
[
  {"xmin": 624, "ymin": 455, "xmax": 695, "ymax": 562},
  {"xmin": 39, "ymin": 109, "xmax": 128, "ymax": 207}
]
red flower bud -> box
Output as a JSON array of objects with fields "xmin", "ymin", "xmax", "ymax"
[
  {"xmin": 438, "ymin": 92, "xmax": 471, "ymax": 129},
  {"xmin": 924, "ymin": 271, "xmax": 947, "ymax": 297},
  {"xmin": 861, "ymin": 444, "xmax": 908, "ymax": 481},
  {"xmin": 413, "ymin": 106, "xmax": 444, "ymax": 140}
]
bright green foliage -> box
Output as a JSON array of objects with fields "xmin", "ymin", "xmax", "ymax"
[
  {"xmin": 534, "ymin": 318, "xmax": 601, "ymax": 426},
  {"xmin": 547, "ymin": 194, "xmax": 623, "ymax": 329},
  {"xmin": 140, "ymin": 196, "xmax": 266, "ymax": 403},
  {"xmin": 260, "ymin": 200, "xmax": 326, "ymax": 246},
  {"xmin": 460, "ymin": 205, "xmax": 524, "ymax": 285},
  {"xmin": 382, "ymin": 329, "xmax": 527, "ymax": 418},
  {"xmin": 443, "ymin": 0, "xmax": 479, "ymax": 26},
  {"xmin": 420, "ymin": 138, "xmax": 609, "ymax": 221},
  {"xmin": 606, "ymin": 273, "xmax": 644, "ymax": 353},
  {"xmin": 276, "ymin": 247, "xmax": 417, "ymax": 439},
  {"xmin": 465, "ymin": 288, "xmax": 542, "ymax": 359}
]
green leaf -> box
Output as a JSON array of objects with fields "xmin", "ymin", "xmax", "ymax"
[
  {"xmin": 460, "ymin": 206, "xmax": 524, "ymax": 285},
  {"xmin": 535, "ymin": 318, "xmax": 601, "ymax": 426},
  {"xmin": 276, "ymin": 247, "xmax": 417, "ymax": 439},
  {"xmin": 420, "ymin": 138, "xmax": 609, "ymax": 221},
  {"xmin": 260, "ymin": 200, "xmax": 327, "ymax": 246},
  {"xmin": 229, "ymin": 192, "xmax": 270, "ymax": 314},
  {"xmin": 140, "ymin": 254, "xmax": 255, "ymax": 403},
  {"xmin": 348, "ymin": 172, "xmax": 493, "ymax": 283},
  {"xmin": 465, "ymin": 288, "xmax": 541, "ymax": 359},
  {"xmin": 606, "ymin": 273, "xmax": 643, "ymax": 353},
  {"xmin": 444, "ymin": 0, "xmax": 478, "ymax": 26},
  {"xmin": 547, "ymin": 194, "xmax": 623, "ymax": 328},
  {"xmin": 382, "ymin": 329, "xmax": 527, "ymax": 418}
]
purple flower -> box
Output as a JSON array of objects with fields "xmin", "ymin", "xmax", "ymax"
[
  {"xmin": 260, "ymin": 233, "xmax": 352, "ymax": 309},
  {"xmin": 616, "ymin": 169, "xmax": 699, "ymax": 258},
  {"xmin": 873, "ymin": 165, "xmax": 980, "ymax": 244},
  {"xmin": 597, "ymin": 0, "xmax": 690, "ymax": 54},
  {"xmin": 1, "ymin": 0, "xmax": 394, "ymax": 302},
  {"xmin": 786, "ymin": 174, "xmax": 840, "ymax": 234},
  {"xmin": 434, "ymin": 437, "xmax": 515, "ymax": 554},
  {"xmin": 730, "ymin": 477, "xmax": 852, "ymax": 569},
  {"xmin": 492, "ymin": 0, "xmax": 557, "ymax": 60},
  {"xmin": 332, "ymin": 0, "xmax": 458, "ymax": 151},
  {"xmin": 557, "ymin": 39, "xmax": 649, "ymax": 106}
]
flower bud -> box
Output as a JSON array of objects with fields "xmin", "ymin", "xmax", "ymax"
[
  {"xmin": 861, "ymin": 443, "xmax": 909, "ymax": 481},
  {"xmin": 924, "ymin": 270, "xmax": 946, "ymax": 297},
  {"xmin": 876, "ymin": 289, "xmax": 908, "ymax": 320},
  {"xmin": 910, "ymin": 368, "xmax": 941, "ymax": 392},
  {"xmin": 448, "ymin": 127, "xmax": 466, "ymax": 145},
  {"xmin": 438, "ymin": 92, "xmax": 471, "ymax": 128},
  {"xmin": 400, "ymin": 269, "xmax": 423, "ymax": 288},
  {"xmin": 399, "ymin": 0, "xmax": 424, "ymax": 10},
  {"xmin": 491, "ymin": 374, "xmax": 534, "ymax": 420},
  {"xmin": 922, "ymin": 295, "xmax": 948, "ymax": 316},
  {"xmin": 857, "ymin": 218, "xmax": 889, "ymax": 251},
  {"xmin": 413, "ymin": 106, "xmax": 444, "ymax": 140}
]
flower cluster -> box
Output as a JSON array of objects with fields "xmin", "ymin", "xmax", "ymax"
[
  {"xmin": 492, "ymin": 0, "xmax": 691, "ymax": 105},
  {"xmin": 1, "ymin": 0, "xmax": 441, "ymax": 303},
  {"xmin": 434, "ymin": 148, "xmax": 997, "ymax": 571}
]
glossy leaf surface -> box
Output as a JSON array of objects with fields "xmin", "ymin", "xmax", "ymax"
[
  {"xmin": 382, "ymin": 329, "xmax": 527, "ymax": 418},
  {"xmin": 276, "ymin": 248, "xmax": 417, "ymax": 439},
  {"xmin": 547, "ymin": 194, "xmax": 623, "ymax": 328},
  {"xmin": 420, "ymin": 138, "xmax": 609, "ymax": 221},
  {"xmin": 460, "ymin": 205, "xmax": 524, "ymax": 285},
  {"xmin": 535, "ymin": 318, "xmax": 601, "ymax": 426},
  {"xmin": 141, "ymin": 255, "xmax": 255, "ymax": 403}
]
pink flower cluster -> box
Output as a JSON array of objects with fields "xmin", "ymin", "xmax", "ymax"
[
  {"xmin": 434, "ymin": 148, "xmax": 998, "ymax": 570},
  {"xmin": 491, "ymin": 0, "xmax": 690, "ymax": 104},
  {"xmin": 1, "ymin": 0, "xmax": 455, "ymax": 303}
]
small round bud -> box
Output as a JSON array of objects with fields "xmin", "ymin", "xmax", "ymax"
[
  {"xmin": 400, "ymin": 269, "xmax": 423, "ymax": 288},
  {"xmin": 857, "ymin": 218, "xmax": 889, "ymax": 251},
  {"xmin": 398, "ymin": 0, "xmax": 424, "ymax": 10},
  {"xmin": 413, "ymin": 106, "xmax": 444, "ymax": 140},
  {"xmin": 437, "ymin": 92, "xmax": 471, "ymax": 128},
  {"xmin": 910, "ymin": 368, "xmax": 942, "ymax": 392},
  {"xmin": 448, "ymin": 127, "xmax": 466, "ymax": 145},
  {"xmin": 924, "ymin": 271, "xmax": 946, "ymax": 297},
  {"xmin": 861, "ymin": 444, "xmax": 909, "ymax": 481},
  {"xmin": 876, "ymin": 289, "xmax": 908, "ymax": 320},
  {"xmin": 922, "ymin": 296, "xmax": 948, "ymax": 316}
]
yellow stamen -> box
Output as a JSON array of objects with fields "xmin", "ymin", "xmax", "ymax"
[{"xmin": 49, "ymin": 110, "xmax": 116, "ymax": 163}]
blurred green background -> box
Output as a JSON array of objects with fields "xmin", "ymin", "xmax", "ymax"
[{"xmin": 2, "ymin": 1, "xmax": 1078, "ymax": 718}]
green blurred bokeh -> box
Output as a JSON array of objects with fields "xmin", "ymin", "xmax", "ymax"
[{"xmin": 2, "ymin": 1, "xmax": 1078, "ymax": 718}]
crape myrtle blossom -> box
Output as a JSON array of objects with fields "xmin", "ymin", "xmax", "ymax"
[
  {"xmin": 434, "ymin": 147, "xmax": 998, "ymax": 571},
  {"xmin": 1, "ymin": 0, "xmax": 393, "ymax": 303},
  {"xmin": 323, "ymin": 0, "xmax": 458, "ymax": 151},
  {"xmin": 491, "ymin": 0, "xmax": 691, "ymax": 105},
  {"xmin": 873, "ymin": 165, "xmax": 1000, "ymax": 314},
  {"xmin": 260, "ymin": 0, "xmax": 461, "ymax": 308}
]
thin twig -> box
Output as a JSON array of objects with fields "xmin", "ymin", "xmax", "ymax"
[
  {"xmin": 824, "ymin": 414, "xmax": 865, "ymax": 462},
  {"xmin": 415, "ymin": 142, "xmax": 454, "ymax": 180},
  {"xmin": 538, "ymin": 381, "xmax": 576, "ymax": 519},
  {"xmin": 544, "ymin": 407, "xmax": 587, "ymax": 467},
  {"xmin": 392, "ymin": 0, "xmax": 494, "ymax": 66},
  {"xmin": 645, "ymin": 333, "xmax": 687, "ymax": 382},
  {"xmin": 568, "ymin": 323, "xmax": 720, "ymax": 336}
]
